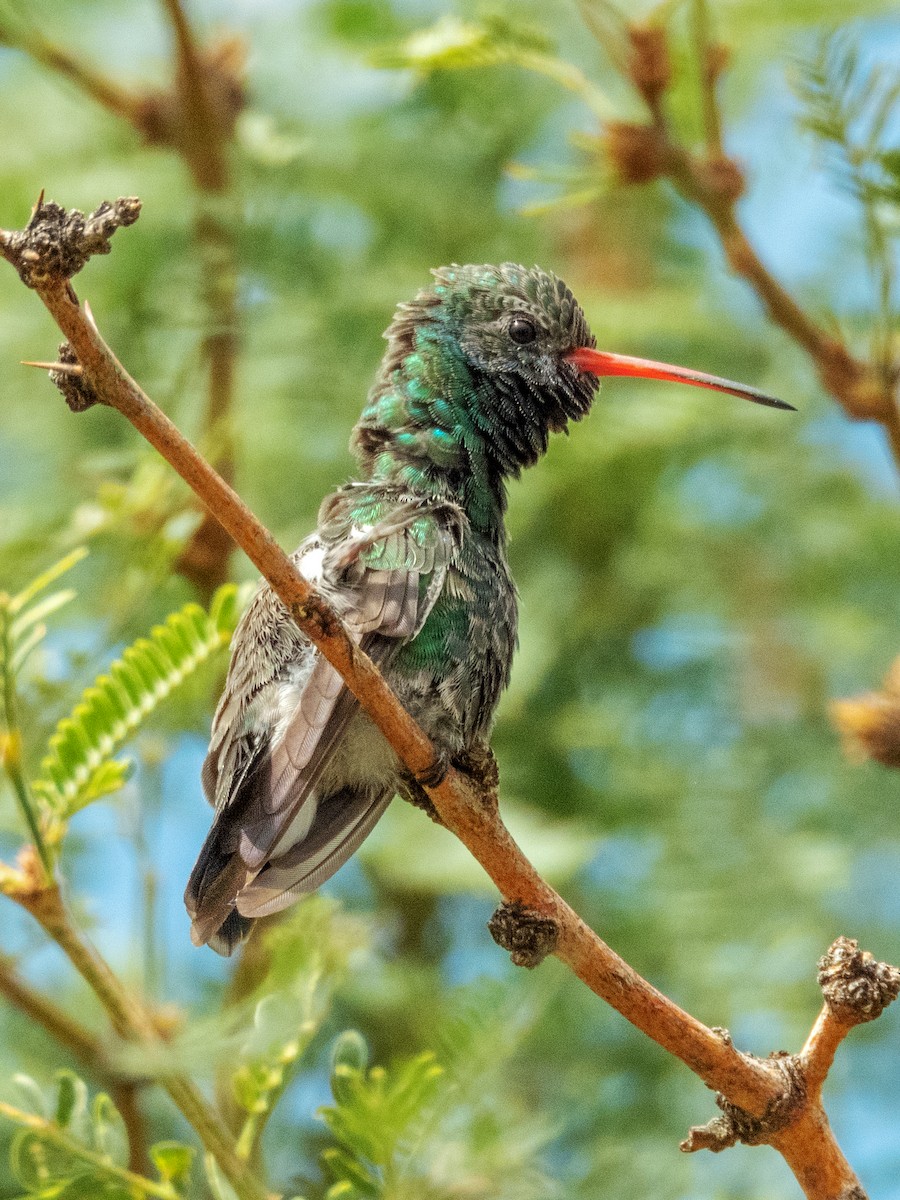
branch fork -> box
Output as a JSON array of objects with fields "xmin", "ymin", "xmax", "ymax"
[{"xmin": 603, "ymin": 16, "xmax": 900, "ymax": 462}]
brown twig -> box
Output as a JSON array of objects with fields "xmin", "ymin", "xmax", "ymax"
[
  {"xmin": 3, "ymin": 197, "xmax": 896, "ymax": 1199},
  {"xmin": 0, "ymin": 4, "xmax": 244, "ymax": 594},
  {"xmin": 0, "ymin": 17, "xmax": 145, "ymax": 125},
  {"xmin": 598, "ymin": 19, "xmax": 900, "ymax": 470}
]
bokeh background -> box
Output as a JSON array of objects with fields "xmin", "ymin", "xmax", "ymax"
[{"xmin": 0, "ymin": 0, "xmax": 898, "ymax": 1196}]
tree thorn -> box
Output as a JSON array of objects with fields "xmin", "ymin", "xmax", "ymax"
[{"xmin": 21, "ymin": 360, "xmax": 84, "ymax": 376}]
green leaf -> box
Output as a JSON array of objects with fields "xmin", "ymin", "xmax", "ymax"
[
  {"xmin": 10, "ymin": 1129, "xmax": 85, "ymax": 1190},
  {"xmin": 8, "ymin": 549, "xmax": 87, "ymax": 616},
  {"xmin": 329, "ymin": 1031, "xmax": 368, "ymax": 1106},
  {"xmin": 54, "ymin": 1073, "xmax": 87, "ymax": 1137},
  {"xmin": 320, "ymin": 1046, "xmax": 444, "ymax": 1175},
  {"xmin": 321, "ymin": 1148, "xmax": 379, "ymax": 1196},
  {"xmin": 55, "ymin": 1177, "xmax": 134, "ymax": 1199},
  {"xmin": 373, "ymin": 14, "xmax": 551, "ymax": 73},
  {"xmin": 10, "ymin": 590, "xmax": 77, "ymax": 644},
  {"xmin": 150, "ymin": 1141, "xmax": 194, "ymax": 1187},
  {"xmin": 32, "ymin": 584, "xmax": 242, "ymax": 820},
  {"xmin": 11, "ymin": 1075, "xmax": 49, "ymax": 1119},
  {"xmin": 89, "ymin": 1094, "xmax": 127, "ymax": 1166},
  {"xmin": 203, "ymin": 1152, "xmax": 239, "ymax": 1200}
]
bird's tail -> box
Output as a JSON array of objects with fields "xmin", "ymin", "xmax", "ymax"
[{"xmin": 184, "ymin": 833, "xmax": 254, "ymax": 956}]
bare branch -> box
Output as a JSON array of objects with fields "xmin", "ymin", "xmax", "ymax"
[
  {"xmin": 607, "ymin": 21, "xmax": 900, "ymax": 471},
  {"xmin": 1, "ymin": 195, "xmax": 141, "ymax": 288},
  {"xmin": 683, "ymin": 938, "xmax": 900, "ymax": 1199}
]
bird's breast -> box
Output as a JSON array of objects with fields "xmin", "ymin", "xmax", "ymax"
[{"xmin": 391, "ymin": 535, "xmax": 517, "ymax": 747}]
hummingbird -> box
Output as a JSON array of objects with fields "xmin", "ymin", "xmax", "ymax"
[{"xmin": 185, "ymin": 263, "xmax": 792, "ymax": 954}]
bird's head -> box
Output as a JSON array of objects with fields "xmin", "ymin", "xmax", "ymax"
[
  {"xmin": 430, "ymin": 263, "xmax": 600, "ymax": 437},
  {"xmin": 354, "ymin": 263, "xmax": 791, "ymax": 493}
]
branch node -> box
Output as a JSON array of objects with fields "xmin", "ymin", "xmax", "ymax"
[
  {"xmin": 48, "ymin": 341, "xmax": 100, "ymax": 412},
  {"xmin": 685, "ymin": 1052, "xmax": 805, "ymax": 1153},
  {"xmin": 488, "ymin": 901, "xmax": 558, "ymax": 968},
  {"xmin": 831, "ymin": 657, "xmax": 900, "ymax": 770},
  {"xmin": 818, "ymin": 937, "xmax": 900, "ymax": 1025},
  {"xmin": 627, "ymin": 24, "xmax": 671, "ymax": 106},
  {"xmin": 695, "ymin": 154, "xmax": 745, "ymax": 203},
  {"xmin": 680, "ymin": 1114, "xmax": 736, "ymax": 1153},
  {"xmin": 604, "ymin": 122, "xmax": 670, "ymax": 185},
  {"xmin": 4, "ymin": 196, "xmax": 141, "ymax": 286},
  {"xmin": 452, "ymin": 738, "xmax": 500, "ymax": 809}
]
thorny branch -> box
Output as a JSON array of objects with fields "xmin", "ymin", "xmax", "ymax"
[
  {"xmin": 1, "ymin": 196, "xmax": 896, "ymax": 1200},
  {"xmin": 593, "ymin": 10, "xmax": 900, "ymax": 469}
]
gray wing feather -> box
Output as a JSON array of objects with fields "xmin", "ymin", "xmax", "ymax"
[
  {"xmin": 235, "ymin": 787, "xmax": 394, "ymax": 918},
  {"xmin": 186, "ymin": 498, "xmax": 464, "ymax": 952}
]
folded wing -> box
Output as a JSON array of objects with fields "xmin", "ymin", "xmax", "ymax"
[{"xmin": 185, "ymin": 492, "xmax": 463, "ymax": 954}]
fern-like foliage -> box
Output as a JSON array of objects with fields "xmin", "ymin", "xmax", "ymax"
[
  {"xmin": 320, "ymin": 1032, "xmax": 444, "ymax": 1198},
  {"xmin": 0, "ymin": 548, "xmax": 86, "ymax": 686},
  {"xmin": 373, "ymin": 14, "xmax": 615, "ymax": 121},
  {"xmin": 33, "ymin": 584, "xmax": 241, "ymax": 829},
  {"xmin": 2, "ymin": 1070, "xmax": 193, "ymax": 1199},
  {"xmin": 795, "ymin": 32, "xmax": 899, "ymax": 368},
  {"xmin": 319, "ymin": 986, "xmax": 557, "ymax": 1200}
]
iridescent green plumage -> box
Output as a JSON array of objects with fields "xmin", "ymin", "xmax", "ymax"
[{"xmin": 185, "ymin": 264, "xmax": 600, "ymax": 953}]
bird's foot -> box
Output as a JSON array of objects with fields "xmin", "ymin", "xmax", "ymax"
[
  {"xmin": 413, "ymin": 751, "xmax": 449, "ymax": 789},
  {"xmin": 452, "ymin": 739, "xmax": 499, "ymax": 810},
  {"xmin": 398, "ymin": 771, "xmax": 444, "ymax": 825},
  {"xmin": 488, "ymin": 901, "xmax": 559, "ymax": 969}
]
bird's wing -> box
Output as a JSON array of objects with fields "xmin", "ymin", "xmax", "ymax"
[{"xmin": 185, "ymin": 494, "xmax": 463, "ymax": 949}]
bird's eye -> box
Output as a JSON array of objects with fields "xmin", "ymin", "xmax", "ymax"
[{"xmin": 508, "ymin": 315, "xmax": 538, "ymax": 345}]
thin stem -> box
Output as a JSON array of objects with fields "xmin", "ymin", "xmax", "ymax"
[
  {"xmin": 0, "ymin": 954, "xmax": 109, "ymax": 1064},
  {"xmin": 0, "ymin": 17, "xmax": 141, "ymax": 124},
  {"xmin": 514, "ymin": 49, "xmax": 618, "ymax": 122},
  {"xmin": 0, "ymin": 1099, "xmax": 177, "ymax": 1200},
  {"xmin": 0, "ymin": 598, "xmax": 53, "ymax": 880},
  {"xmin": 0, "ymin": 952, "xmax": 157, "ymax": 1174},
  {"xmin": 690, "ymin": 0, "xmax": 723, "ymax": 156}
]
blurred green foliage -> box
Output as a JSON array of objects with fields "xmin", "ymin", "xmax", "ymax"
[{"xmin": 0, "ymin": 0, "xmax": 898, "ymax": 1197}]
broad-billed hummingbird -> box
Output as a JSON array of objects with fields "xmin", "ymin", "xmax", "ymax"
[{"xmin": 185, "ymin": 263, "xmax": 791, "ymax": 954}]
